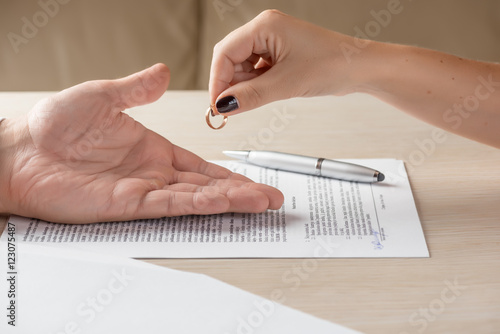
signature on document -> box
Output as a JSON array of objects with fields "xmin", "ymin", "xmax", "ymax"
[{"xmin": 371, "ymin": 230, "xmax": 384, "ymax": 250}]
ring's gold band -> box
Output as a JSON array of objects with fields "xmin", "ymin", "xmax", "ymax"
[{"xmin": 205, "ymin": 107, "xmax": 228, "ymax": 130}]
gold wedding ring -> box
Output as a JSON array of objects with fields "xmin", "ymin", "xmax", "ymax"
[{"xmin": 205, "ymin": 106, "xmax": 228, "ymax": 130}]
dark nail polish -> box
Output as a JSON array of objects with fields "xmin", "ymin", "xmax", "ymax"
[{"xmin": 216, "ymin": 96, "xmax": 239, "ymax": 113}]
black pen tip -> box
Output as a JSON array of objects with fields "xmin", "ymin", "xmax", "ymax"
[{"xmin": 377, "ymin": 172, "xmax": 385, "ymax": 182}]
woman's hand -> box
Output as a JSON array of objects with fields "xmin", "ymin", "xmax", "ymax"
[
  {"xmin": 0, "ymin": 64, "xmax": 284, "ymax": 223},
  {"xmin": 209, "ymin": 10, "xmax": 362, "ymax": 115},
  {"xmin": 210, "ymin": 10, "xmax": 500, "ymax": 148}
]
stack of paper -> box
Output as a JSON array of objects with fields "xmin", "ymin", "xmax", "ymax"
[{"xmin": 0, "ymin": 243, "xmax": 361, "ymax": 333}]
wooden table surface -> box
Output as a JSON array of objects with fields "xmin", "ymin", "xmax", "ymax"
[{"xmin": 1, "ymin": 91, "xmax": 499, "ymax": 334}]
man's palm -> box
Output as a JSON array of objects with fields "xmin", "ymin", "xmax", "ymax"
[{"xmin": 6, "ymin": 64, "xmax": 283, "ymax": 223}]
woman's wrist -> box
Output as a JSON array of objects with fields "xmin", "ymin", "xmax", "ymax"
[
  {"xmin": 321, "ymin": 31, "xmax": 394, "ymax": 98},
  {"xmin": 341, "ymin": 40, "xmax": 436, "ymax": 104},
  {"xmin": 337, "ymin": 38, "xmax": 398, "ymax": 97}
]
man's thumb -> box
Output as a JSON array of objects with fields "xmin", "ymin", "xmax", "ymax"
[{"xmin": 115, "ymin": 63, "xmax": 170, "ymax": 109}]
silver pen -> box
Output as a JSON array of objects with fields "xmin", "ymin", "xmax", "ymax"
[{"xmin": 223, "ymin": 150, "xmax": 385, "ymax": 183}]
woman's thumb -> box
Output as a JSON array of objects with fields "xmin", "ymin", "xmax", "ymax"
[{"xmin": 214, "ymin": 71, "xmax": 286, "ymax": 116}]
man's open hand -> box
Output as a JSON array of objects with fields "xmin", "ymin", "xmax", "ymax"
[{"xmin": 0, "ymin": 64, "xmax": 283, "ymax": 223}]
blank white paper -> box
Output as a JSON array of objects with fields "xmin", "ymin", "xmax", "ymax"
[{"xmin": 0, "ymin": 243, "xmax": 361, "ymax": 333}]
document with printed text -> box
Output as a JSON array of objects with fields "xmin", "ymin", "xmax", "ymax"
[{"xmin": 1, "ymin": 159, "xmax": 429, "ymax": 258}]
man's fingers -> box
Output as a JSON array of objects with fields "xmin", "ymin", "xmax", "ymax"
[
  {"xmin": 171, "ymin": 146, "xmax": 284, "ymax": 209},
  {"xmin": 226, "ymin": 183, "xmax": 284, "ymax": 211},
  {"xmin": 171, "ymin": 145, "xmax": 252, "ymax": 182},
  {"xmin": 171, "ymin": 172, "xmax": 245, "ymax": 187},
  {"xmin": 138, "ymin": 190, "xmax": 228, "ymax": 217},
  {"xmin": 164, "ymin": 177, "xmax": 284, "ymax": 207},
  {"xmin": 137, "ymin": 185, "xmax": 276, "ymax": 218}
]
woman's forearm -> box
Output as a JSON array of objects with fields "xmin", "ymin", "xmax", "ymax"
[{"xmin": 354, "ymin": 41, "xmax": 500, "ymax": 147}]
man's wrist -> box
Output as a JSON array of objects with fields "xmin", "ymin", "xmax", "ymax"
[
  {"xmin": 0, "ymin": 117, "xmax": 27, "ymax": 215},
  {"xmin": 0, "ymin": 118, "xmax": 12, "ymax": 214}
]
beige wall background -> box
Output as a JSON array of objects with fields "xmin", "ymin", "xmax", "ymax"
[{"xmin": 1, "ymin": 0, "xmax": 499, "ymax": 91}]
